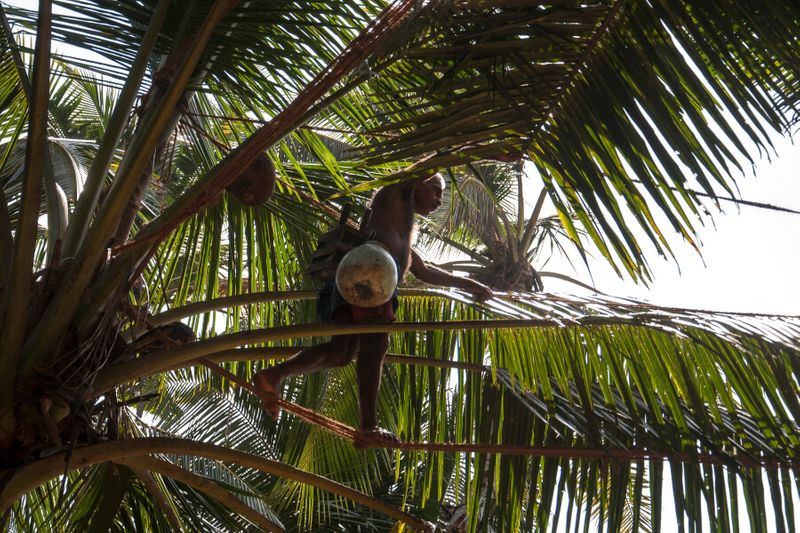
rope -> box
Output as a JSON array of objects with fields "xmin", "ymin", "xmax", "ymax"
[
  {"xmin": 198, "ymin": 360, "xmax": 798, "ymax": 470},
  {"xmin": 199, "ymin": 359, "xmax": 357, "ymax": 441}
]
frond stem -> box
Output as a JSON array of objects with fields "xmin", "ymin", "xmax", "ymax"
[
  {"xmin": 93, "ymin": 318, "xmax": 564, "ymax": 395},
  {"xmin": 21, "ymin": 0, "xmax": 234, "ymax": 370},
  {"xmin": 0, "ymin": 4, "xmax": 62, "ymax": 259},
  {"xmin": 204, "ymin": 362, "xmax": 798, "ymax": 472},
  {"xmin": 127, "ymin": 465, "xmax": 186, "ymax": 532},
  {"xmin": 121, "ymin": 457, "xmax": 283, "ymax": 533},
  {"xmin": 0, "ymin": 0, "xmax": 51, "ymax": 429},
  {"xmin": 61, "ymin": 0, "xmax": 171, "ymax": 256},
  {"xmin": 176, "ymin": 347, "xmax": 490, "ymax": 375},
  {"xmin": 519, "ymin": 187, "xmax": 548, "ymax": 253},
  {"xmin": 0, "ymin": 437, "xmax": 430, "ymax": 530}
]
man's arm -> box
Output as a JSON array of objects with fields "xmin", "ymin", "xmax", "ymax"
[{"xmin": 409, "ymin": 250, "xmax": 493, "ymax": 300}]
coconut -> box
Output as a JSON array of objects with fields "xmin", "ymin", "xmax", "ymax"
[
  {"xmin": 226, "ymin": 153, "xmax": 276, "ymax": 205},
  {"xmin": 335, "ymin": 241, "xmax": 398, "ymax": 307}
]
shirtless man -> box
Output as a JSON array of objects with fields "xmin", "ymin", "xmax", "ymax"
[{"xmin": 253, "ymin": 172, "xmax": 493, "ymax": 444}]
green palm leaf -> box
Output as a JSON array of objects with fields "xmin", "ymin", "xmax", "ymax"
[{"xmin": 335, "ymin": 1, "xmax": 799, "ymax": 280}]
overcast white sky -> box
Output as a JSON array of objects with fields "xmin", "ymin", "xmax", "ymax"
[{"xmin": 537, "ymin": 132, "xmax": 799, "ymax": 316}]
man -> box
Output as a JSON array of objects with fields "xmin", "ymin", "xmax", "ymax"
[{"xmin": 254, "ymin": 172, "xmax": 493, "ymax": 445}]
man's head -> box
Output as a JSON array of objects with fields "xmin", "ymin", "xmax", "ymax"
[{"xmin": 413, "ymin": 172, "xmax": 445, "ymax": 215}]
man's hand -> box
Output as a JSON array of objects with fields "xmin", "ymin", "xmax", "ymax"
[
  {"xmin": 410, "ymin": 250, "xmax": 494, "ymax": 301},
  {"xmin": 460, "ymin": 279, "xmax": 493, "ymax": 301}
]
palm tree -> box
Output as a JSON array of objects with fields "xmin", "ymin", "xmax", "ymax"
[{"xmin": 1, "ymin": 0, "xmax": 798, "ymax": 531}]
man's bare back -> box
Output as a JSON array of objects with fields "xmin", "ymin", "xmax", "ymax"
[
  {"xmin": 253, "ymin": 173, "xmax": 492, "ymax": 446},
  {"xmin": 365, "ymin": 175, "xmax": 425, "ymax": 275}
]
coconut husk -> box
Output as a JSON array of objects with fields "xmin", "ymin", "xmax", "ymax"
[{"xmin": 226, "ymin": 153, "xmax": 276, "ymax": 205}]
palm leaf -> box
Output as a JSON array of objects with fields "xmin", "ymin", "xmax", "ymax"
[
  {"xmin": 78, "ymin": 288, "xmax": 800, "ymax": 530},
  {"xmin": 334, "ymin": 0, "xmax": 799, "ymax": 280}
]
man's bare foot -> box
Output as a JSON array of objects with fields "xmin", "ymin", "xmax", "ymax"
[
  {"xmin": 353, "ymin": 426, "xmax": 401, "ymax": 449},
  {"xmin": 253, "ymin": 370, "xmax": 281, "ymax": 419}
]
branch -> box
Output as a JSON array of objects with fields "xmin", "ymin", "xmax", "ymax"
[
  {"xmin": 91, "ymin": 318, "xmax": 563, "ymax": 396},
  {"xmin": 121, "ymin": 457, "xmax": 283, "ymax": 533},
  {"xmin": 150, "ymin": 290, "xmax": 318, "ymax": 326},
  {"xmin": 149, "ymin": 287, "xmax": 476, "ymax": 325},
  {"xmin": 148, "ymin": 287, "xmax": 800, "ymax": 328},
  {"xmin": 0, "ymin": 437, "xmax": 430, "ymax": 531},
  {"xmin": 0, "ymin": 0, "xmax": 51, "ymax": 439},
  {"xmin": 193, "ymin": 347, "xmax": 490, "ymax": 374}
]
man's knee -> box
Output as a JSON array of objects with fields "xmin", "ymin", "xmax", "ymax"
[
  {"xmin": 363, "ymin": 333, "xmax": 389, "ymax": 355},
  {"xmin": 356, "ymin": 334, "xmax": 389, "ymax": 368},
  {"xmin": 329, "ymin": 336, "xmax": 357, "ymax": 367},
  {"xmin": 376, "ymin": 333, "xmax": 389, "ymax": 353}
]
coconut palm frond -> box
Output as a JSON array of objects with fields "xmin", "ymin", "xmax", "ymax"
[
  {"xmin": 6, "ymin": 0, "xmax": 385, "ymax": 93},
  {"xmin": 0, "ymin": 58, "xmax": 106, "ymax": 225},
  {"xmin": 109, "ymin": 288, "xmax": 800, "ymax": 530},
  {"xmin": 390, "ymin": 291, "xmax": 800, "ymax": 530},
  {"xmin": 429, "ymin": 172, "xmax": 504, "ymax": 254},
  {"xmin": 338, "ymin": 0, "xmax": 799, "ymax": 280}
]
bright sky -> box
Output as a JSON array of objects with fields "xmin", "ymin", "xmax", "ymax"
[{"xmin": 538, "ymin": 133, "xmax": 800, "ymax": 316}]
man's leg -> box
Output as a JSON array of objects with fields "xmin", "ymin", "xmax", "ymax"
[
  {"xmin": 354, "ymin": 332, "xmax": 398, "ymax": 445},
  {"xmin": 254, "ymin": 308, "xmax": 356, "ymax": 417}
]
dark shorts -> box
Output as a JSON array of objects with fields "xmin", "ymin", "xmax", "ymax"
[{"xmin": 317, "ymin": 282, "xmax": 399, "ymax": 323}]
